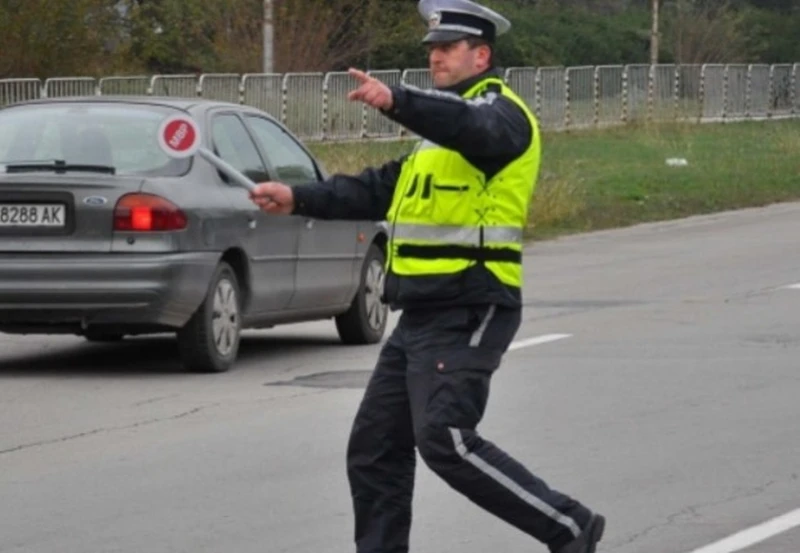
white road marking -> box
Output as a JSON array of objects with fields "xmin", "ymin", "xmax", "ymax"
[
  {"xmin": 783, "ymin": 283, "xmax": 800, "ymax": 289},
  {"xmin": 508, "ymin": 334, "xmax": 572, "ymax": 351},
  {"xmin": 684, "ymin": 508, "xmax": 800, "ymax": 553}
]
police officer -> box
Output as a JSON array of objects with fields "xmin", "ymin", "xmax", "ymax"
[{"xmin": 250, "ymin": 1, "xmax": 605, "ymax": 552}]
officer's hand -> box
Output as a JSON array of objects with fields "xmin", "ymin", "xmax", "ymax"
[
  {"xmin": 250, "ymin": 181, "xmax": 294, "ymax": 215},
  {"xmin": 348, "ymin": 68, "xmax": 394, "ymax": 111}
]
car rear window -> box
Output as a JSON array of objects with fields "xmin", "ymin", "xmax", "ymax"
[{"xmin": 0, "ymin": 102, "xmax": 192, "ymax": 177}]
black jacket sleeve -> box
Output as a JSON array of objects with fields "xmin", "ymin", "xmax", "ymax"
[
  {"xmin": 290, "ymin": 156, "xmax": 406, "ymax": 221},
  {"xmin": 382, "ymin": 85, "xmax": 532, "ymax": 162}
]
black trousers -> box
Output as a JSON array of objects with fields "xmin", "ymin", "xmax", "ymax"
[{"xmin": 346, "ymin": 305, "xmax": 593, "ymax": 553}]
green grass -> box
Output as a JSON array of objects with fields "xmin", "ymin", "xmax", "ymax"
[{"xmin": 307, "ymin": 119, "xmax": 800, "ymax": 241}]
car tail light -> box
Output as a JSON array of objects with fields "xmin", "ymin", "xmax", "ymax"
[{"xmin": 113, "ymin": 193, "xmax": 188, "ymax": 232}]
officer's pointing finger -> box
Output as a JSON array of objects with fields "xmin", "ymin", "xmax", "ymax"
[{"xmin": 348, "ymin": 68, "xmax": 371, "ymax": 83}]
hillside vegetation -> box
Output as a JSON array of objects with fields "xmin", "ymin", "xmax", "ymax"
[{"xmin": 2, "ymin": 0, "xmax": 800, "ymax": 78}]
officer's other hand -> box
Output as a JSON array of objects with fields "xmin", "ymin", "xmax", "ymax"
[
  {"xmin": 250, "ymin": 181, "xmax": 294, "ymax": 215},
  {"xmin": 348, "ymin": 68, "xmax": 394, "ymax": 111}
]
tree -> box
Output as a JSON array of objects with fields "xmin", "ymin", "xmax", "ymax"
[
  {"xmin": 0, "ymin": 0, "xmax": 123, "ymax": 78},
  {"xmin": 1, "ymin": 0, "xmax": 798, "ymax": 78},
  {"xmin": 662, "ymin": 0, "xmax": 750, "ymax": 63}
]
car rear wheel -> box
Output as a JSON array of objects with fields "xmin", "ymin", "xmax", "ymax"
[
  {"xmin": 177, "ymin": 261, "xmax": 242, "ymax": 373},
  {"xmin": 335, "ymin": 243, "xmax": 388, "ymax": 345}
]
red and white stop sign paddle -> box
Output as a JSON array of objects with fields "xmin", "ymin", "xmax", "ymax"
[
  {"xmin": 157, "ymin": 115, "xmax": 201, "ymax": 158},
  {"xmin": 156, "ymin": 114, "xmax": 257, "ymax": 192}
]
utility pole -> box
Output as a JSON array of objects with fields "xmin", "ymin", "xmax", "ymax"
[
  {"xmin": 263, "ymin": 0, "xmax": 274, "ymax": 73},
  {"xmin": 650, "ymin": 0, "xmax": 660, "ymax": 65},
  {"xmin": 676, "ymin": 0, "xmax": 684, "ymax": 64}
]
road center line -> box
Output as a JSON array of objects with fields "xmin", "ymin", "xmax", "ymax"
[
  {"xmin": 509, "ymin": 334, "xmax": 572, "ymax": 351},
  {"xmin": 684, "ymin": 508, "xmax": 800, "ymax": 553}
]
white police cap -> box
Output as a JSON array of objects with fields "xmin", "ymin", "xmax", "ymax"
[{"xmin": 418, "ymin": 0, "xmax": 511, "ymax": 44}]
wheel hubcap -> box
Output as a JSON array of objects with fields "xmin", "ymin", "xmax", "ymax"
[
  {"xmin": 364, "ymin": 260, "xmax": 387, "ymax": 331},
  {"xmin": 211, "ymin": 278, "xmax": 239, "ymax": 356}
]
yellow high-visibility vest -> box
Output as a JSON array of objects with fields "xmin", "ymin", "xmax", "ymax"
[{"xmin": 385, "ymin": 76, "xmax": 541, "ymax": 288}]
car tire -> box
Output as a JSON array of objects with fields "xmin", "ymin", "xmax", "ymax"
[
  {"xmin": 177, "ymin": 261, "xmax": 242, "ymax": 373},
  {"xmin": 335, "ymin": 243, "xmax": 388, "ymax": 345}
]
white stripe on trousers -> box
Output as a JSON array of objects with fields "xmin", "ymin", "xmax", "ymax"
[{"xmin": 447, "ymin": 429, "xmax": 582, "ymax": 538}]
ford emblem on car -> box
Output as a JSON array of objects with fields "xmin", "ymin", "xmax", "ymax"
[{"xmin": 83, "ymin": 196, "xmax": 108, "ymax": 206}]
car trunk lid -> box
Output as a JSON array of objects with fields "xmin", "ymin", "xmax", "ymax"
[{"xmin": 0, "ymin": 173, "xmax": 144, "ymax": 253}]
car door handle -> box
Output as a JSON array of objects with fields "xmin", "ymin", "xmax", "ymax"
[
  {"xmin": 247, "ymin": 215, "xmax": 257, "ymax": 230},
  {"xmin": 305, "ymin": 218, "xmax": 314, "ymax": 230}
]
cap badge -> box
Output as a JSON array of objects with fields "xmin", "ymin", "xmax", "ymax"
[{"xmin": 428, "ymin": 11, "xmax": 442, "ymax": 29}]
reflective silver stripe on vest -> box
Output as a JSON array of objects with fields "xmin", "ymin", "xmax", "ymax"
[{"xmin": 391, "ymin": 223, "xmax": 522, "ymax": 245}]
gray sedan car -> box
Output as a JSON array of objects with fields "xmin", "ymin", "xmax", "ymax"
[{"xmin": 0, "ymin": 96, "xmax": 388, "ymax": 372}]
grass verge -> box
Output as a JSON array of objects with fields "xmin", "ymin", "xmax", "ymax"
[{"xmin": 307, "ymin": 119, "xmax": 800, "ymax": 240}]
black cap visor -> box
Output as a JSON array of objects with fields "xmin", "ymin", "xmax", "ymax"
[{"xmin": 422, "ymin": 29, "xmax": 474, "ymax": 44}]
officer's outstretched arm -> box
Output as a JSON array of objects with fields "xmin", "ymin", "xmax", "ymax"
[
  {"xmin": 289, "ymin": 156, "xmax": 407, "ymax": 221},
  {"xmin": 383, "ymin": 85, "xmax": 531, "ymax": 160}
]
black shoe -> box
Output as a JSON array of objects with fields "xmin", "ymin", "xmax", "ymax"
[{"xmin": 552, "ymin": 513, "xmax": 605, "ymax": 553}]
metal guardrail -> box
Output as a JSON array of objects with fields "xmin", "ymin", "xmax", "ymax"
[{"xmin": 1, "ymin": 63, "xmax": 798, "ymax": 141}]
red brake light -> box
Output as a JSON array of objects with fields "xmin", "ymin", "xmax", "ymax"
[{"xmin": 114, "ymin": 193, "xmax": 187, "ymax": 232}]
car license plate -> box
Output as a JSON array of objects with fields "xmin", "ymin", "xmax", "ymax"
[{"xmin": 0, "ymin": 204, "xmax": 66, "ymax": 227}]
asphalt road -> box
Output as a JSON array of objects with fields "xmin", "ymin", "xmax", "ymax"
[{"xmin": 2, "ymin": 202, "xmax": 799, "ymax": 553}]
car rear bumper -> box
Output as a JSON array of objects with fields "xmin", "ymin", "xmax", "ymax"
[{"xmin": 0, "ymin": 252, "xmax": 220, "ymax": 330}]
